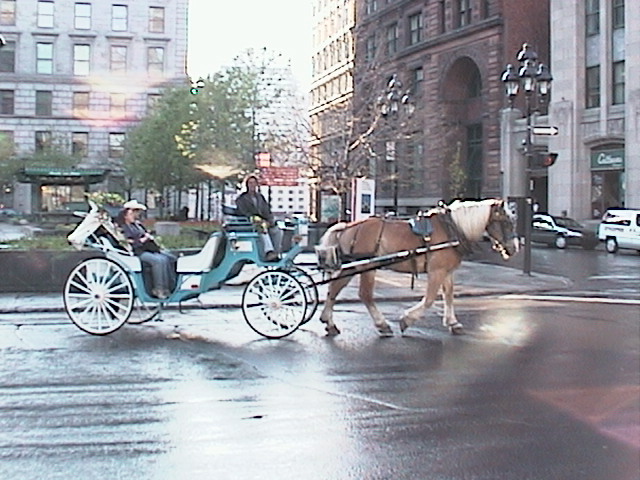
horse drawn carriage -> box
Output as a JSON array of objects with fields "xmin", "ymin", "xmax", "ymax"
[
  {"xmin": 64, "ymin": 201, "xmax": 319, "ymax": 339},
  {"xmin": 63, "ymin": 198, "xmax": 519, "ymax": 339}
]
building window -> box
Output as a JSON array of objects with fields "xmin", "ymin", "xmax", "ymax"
[
  {"xmin": 0, "ymin": 0, "xmax": 16, "ymax": 26},
  {"xmin": 408, "ymin": 13, "xmax": 422, "ymax": 46},
  {"xmin": 0, "ymin": 89, "xmax": 14, "ymax": 114},
  {"xmin": 112, "ymin": 4, "xmax": 128, "ymax": 31},
  {"xmin": 456, "ymin": 0, "xmax": 472, "ymax": 28},
  {"xmin": 72, "ymin": 132, "xmax": 88, "ymax": 157},
  {"xmin": 110, "ymin": 93, "xmax": 126, "ymax": 115},
  {"xmin": 109, "ymin": 133, "xmax": 125, "ymax": 158},
  {"xmin": 147, "ymin": 47, "xmax": 164, "ymax": 73},
  {"xmin": 73, "ymin": 44, "xmax": 90, "ymax": 75},
  {"xmin": 35, "ymin": 91, "xmax": 52, "ymax": 116},
  {"xmin": 438, "ymin": 0, "xmax": 446, "ymax": 33},
  {"xmin": 365, "ymin": 0, "xmax": 377, "ymax": 15},
  {"xmin": 612, "ymin": 0, "xmax": 624, "ymax": 29},
  {"xmin": 466, "ymin": 123, "xmax": 483, "ymax": 198},
  {"xmin": 0, "ymin": 40, "xmax": 15, "ymax": 72},
  {"xmin": 74, "ymin": 3, "xmax": 91, "ymax": 30},
  {"xmin": 612, "ymin": 61, "xmax": 625, "ymax": 105},
  {"xmin": 411, "ymin": 66, "xmax": 424, "ymax": 94},
  {"xmin": 481, "ymin": 0, "xmax": 490, "ymax": 19},
  {"xmin": 36, "ymin": 43, "xmax": 54, "ymax": 74},
  {"xmin": 147, "ymin": 93, "xmax": 161, "ymax": 111},
  {"xmin": 149, "ymin": 6, "xmax": 165, "ymax": 33},
  {"xmin": 110, "ymin": 46, "xmax": 127, "ymax": 72},
  {"xmin": 386, "ymin": 23, "xmax": 398, "ymax": 56},
  {"xmin": 586, "ymin": 0, "xmax": 599, "ymax": 36},
  {"xmin": 73, "ymin": 92, "xmax": 89, "ymax": 115},
  {"xmin": 586, "ymin": 65, "xmax": 600, "ymax": 108},
  {"xmin": 37, "ymin": 1, "xmax": 54, "ymax": 28},
  {"xmin": 365, "ymin": 34, "xmax": 376, "ymax": 62},
  {"xmin": 35, "ymin": 131, "xmax": 52, "ymax": 152}
]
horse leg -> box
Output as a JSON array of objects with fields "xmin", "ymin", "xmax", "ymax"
[
  {"xmin": 399, "ymin": 268, "xmax": 446, "ymax": 333},
  {"xmin": 441, "ymin": 273, "xmax": 463, "ymax": 334},
  {"xmin": 319, "ymin": 272, "xmax": 352, "ymax": 336},
  {"xmin": 359, "ymin": 270, "xmax": 393, "ymax": 336}
]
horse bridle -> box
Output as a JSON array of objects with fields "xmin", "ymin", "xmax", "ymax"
[{"xmin": 485, "ymin": 204, "xmax": 518, "ymax": 259}]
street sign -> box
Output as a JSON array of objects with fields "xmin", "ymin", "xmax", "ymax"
[{"xmin": 531, "ymin": 125, "xmax": 559, "ymax": 136}]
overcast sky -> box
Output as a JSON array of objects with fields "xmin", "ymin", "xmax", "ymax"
[{"xmin": 187, "ymin": 0, "xmax": 312, "ymax": 89}]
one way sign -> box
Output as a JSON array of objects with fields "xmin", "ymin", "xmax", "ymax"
[{"xmin": 531, "ymin": 125, "xmax": 559, "ymax": 136}]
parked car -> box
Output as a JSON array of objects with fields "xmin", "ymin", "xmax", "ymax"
[
  {"xmin": 597, "ymin": 208, "xmax": 640, "ymax": 254},
  {"xmin": 531, "ymin": 213, "xmax": 598, "ymax": 250},
  {"xmin": 0, "ymin": 208, "xmax": 19, "ymax": 221}
]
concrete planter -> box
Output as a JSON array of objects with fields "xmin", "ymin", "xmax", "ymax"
[{"xmin": 0, "ymin": 250, "xmax": 97, "ymax": 293}]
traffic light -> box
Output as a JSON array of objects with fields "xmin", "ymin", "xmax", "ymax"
[
  {"xmin": 189, "ymin": 78, "xmax": 205, "ymax": 95},
  {"xmin": 531, "ymin": 151, "xmax": 558, "ymax": 169}
]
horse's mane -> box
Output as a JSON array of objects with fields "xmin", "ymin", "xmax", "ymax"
[{"xmin": 447, "ymin": 199, "xmax": 497, "ymax": 242}]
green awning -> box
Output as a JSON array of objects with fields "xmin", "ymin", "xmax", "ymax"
[{"xmin": 17, "ymin": 167, "xmax": 110, "ymax": 185}]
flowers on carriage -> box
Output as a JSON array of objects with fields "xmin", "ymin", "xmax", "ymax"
[
  {"xmin": 67, "ymin": 193, "xmax": 130, "ymax": 252},
  {"xmin": 250, "ymin": 215, "xmax": 269, "ymax": 233}
]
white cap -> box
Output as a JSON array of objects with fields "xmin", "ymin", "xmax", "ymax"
[{"xmin": 123, "ymin": 199, "xmax": 147, "ymax": 210}]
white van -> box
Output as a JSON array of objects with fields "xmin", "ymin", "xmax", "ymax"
[{"xmin": 597, "ymin": 208, "xmax": 640, "ymax": 254}]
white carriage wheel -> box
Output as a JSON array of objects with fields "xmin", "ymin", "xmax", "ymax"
[
  {"xmin": 63, "ymin": 257, "xmax": 134, "ymax": 335},
  {"xmin": 242, "ymin": 270, "xmax": 307, "ymax": 339}
]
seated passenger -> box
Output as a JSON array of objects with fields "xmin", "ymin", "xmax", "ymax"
[
  {"xmin": 116, "ymin": 200, "xmax": 176, "ymax": 299},
  {"xmin": 235, "ymin": 175, "xmax": 281, "ymax": 262}
]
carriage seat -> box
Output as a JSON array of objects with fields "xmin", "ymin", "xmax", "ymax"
[
  {"xmin": 176, "ymin": 231, "xmax": 224, "ymax": 273},
  {"xmin": 98, "ymin": 237, "xmax": 143, "ymax": 272},
  {"xmin": 222, "ymin": 205, "xmax": 256, "ymax": 232}
]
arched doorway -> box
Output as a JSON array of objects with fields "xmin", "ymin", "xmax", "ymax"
[{"xmin": 441, "ymin": 57, "xmax": 484, "ymax": 199}]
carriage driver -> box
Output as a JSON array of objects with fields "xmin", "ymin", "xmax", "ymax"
[{"xmin": 235, "ymin": 175, "xmax": 281, "ymax": 262}]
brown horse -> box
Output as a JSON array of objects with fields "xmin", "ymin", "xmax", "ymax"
[{"xmin": 315, "ymin": 199, "xmax": 519, "ymax": 336}]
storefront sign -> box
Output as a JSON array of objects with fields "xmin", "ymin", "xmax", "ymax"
[{"xmin": 591, "ymin": 149, "xmax": 624, "ymax": 170}]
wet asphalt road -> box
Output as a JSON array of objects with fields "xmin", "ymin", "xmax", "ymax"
[{"xmin": 1, "ymin": 289, "xmax": 638, "ymax": 479}]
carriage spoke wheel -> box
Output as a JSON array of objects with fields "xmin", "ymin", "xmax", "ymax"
[
  {"xmin": 63, "ymin": 258, "xmax": 134, "ymax": 335},
  {"xmin": 289, "ymin": 266, "xmax": 319, "ymax": 325},
  {"xmin": 242, "ymin": 270, "xmax": 307, "ymax": 339}
]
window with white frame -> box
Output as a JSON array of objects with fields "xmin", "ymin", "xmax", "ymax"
[
  {"xmin": 147, "ymin": 46, "xmax": 164, "ymax": 73},
  {"xmin": 36, "ymin": 43, "xmax": 54, "ymax": 74},
  {"xmin": 35, "ymin": 131, "xmax": 52, "ymax": 152},
  {"xmin": 149, "ymin": 7, "xmax": 165, "ymax": 33},
  {"xmin": 0, "ymin": 40, "xmax": 14, "ymax": 72},
  {"xmin": 386, "ymin": 23, "xmax": 398, "ymax": 56},
  {"xmin": 612, "ymin": 61, "xmax": 625, "ymax": 105},
  {"xmin": 74, "ymin": 3, "xmax": 91, "ymax": 30},
  {"xmin": 586, "ymin": 65, "xmax": 600, "ymax": 108},
  {"xmin": 0, "ymin": 0, "xmax": 16, "ymax": 25},
  {"xmin": 73, "ymin": 44, "xmax": 90, "ymax": 75},
  {"xmin": 72, "ymin": 132, "xmax": 88, "ymax": 157},
  {"xmin": 35, "ymin": 90, "xmax": 52, "ymax": 116},
  {"xmin": 112, "ymin": 4, "xmax": 128, "ymax": 31},
  {"xmin": 586, "ymin": 0, "xmax": 599, "ymax": 36},
  {"xmin": 110, "ymin": 45, "xmax": 127, "ymax": 72},
  {"xmin": 37, "ymin": 1, "xmax": 54, "ymax": 28},
  {"xmin": 73, "ymin": 92, "xmax": 90, "ymax": 115},
  {"xmin": 109, "ymin": 133, "xmax": 125, "ymax": 158},
  {"xmin": 0, "ymin": 89, "xmax": 14, "ymax": 114}
]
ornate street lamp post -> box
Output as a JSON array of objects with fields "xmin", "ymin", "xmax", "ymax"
[
  {"xmin": 501, "ymin": 43, "xmax": 552, "ymax": 275},
  {"xmin": 378, "ymin": 74, "xmax": 413, "ymax": 215}
]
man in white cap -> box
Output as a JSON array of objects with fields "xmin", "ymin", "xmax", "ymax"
[{"xmin": 117, "ymin": 200, "xmax": 176, "ymax": 299}]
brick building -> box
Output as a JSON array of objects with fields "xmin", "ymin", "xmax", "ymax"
[
  {"xmin": 352, "ymin": 0, "xmax": 550, "ymax": 214},
  {"xmin": 0, "ymin": 0, "xmax": 188, "ymax": 214}
]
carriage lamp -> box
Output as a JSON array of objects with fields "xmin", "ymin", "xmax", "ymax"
[{"xmin": 501, "ymin": 42, "xmax": 553, "ymax": 276}]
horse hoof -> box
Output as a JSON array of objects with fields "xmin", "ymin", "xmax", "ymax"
[
  {"xmin": 399, "ymin": 319, "xmax": 409, "ymax": 333},
  {"xmin": 377, "ymin": 324, "xmax": 393, "ymax": 336},
  {"xmin": 325, "ymin": 325, "xmax": 341, "ymax": 337},
  {"xmin": 449, "ymin": 323, "xmax": 464, "ymax": 335}
]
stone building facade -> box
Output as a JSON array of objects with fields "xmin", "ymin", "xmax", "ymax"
[
  {"xmin": 547, "ymin": 0, "xmax": 639, "ymax": 218},
  {"xmin": 0, "ymin": 0, "xmax": 188, "ymax": 213}
]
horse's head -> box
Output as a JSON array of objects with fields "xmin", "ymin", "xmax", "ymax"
[{"xmin": 485, "ymin": 200, "xmax": 519, "ymax": 260}]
